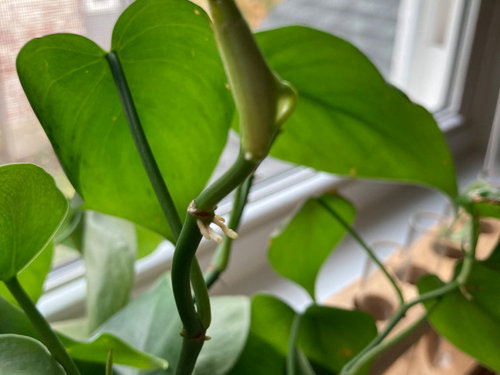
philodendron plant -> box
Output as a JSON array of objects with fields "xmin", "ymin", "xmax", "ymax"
[{"xmin": 1, "ymin": 0, "xmax": 499, "ymax": 374}]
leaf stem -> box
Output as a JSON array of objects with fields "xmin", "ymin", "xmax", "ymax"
[
  {"xmin": 191, "ymin": 257, "xmax": 211, "ymax": 329},
  {"xmin": 205, "ymin": 175, "xmax": 254, "ymax": 288},
  {"xmin": 341, "ymin": 280, "xmax": 458, "ymax": 374},
  {"xmin": 344, "ymin": 303, "xmax": 435, "ymax": 375},
  {"xmin": 317, "ymin": 198, "xmax": 405, "ymax": 305},
  {"xmin": 286, "ymin": 314, "xmax": 302, "ymax": 375},
  {"xmin": 106, "ymin": 349, "xmax": 113, "ymax": 375},
  {"xmin": 106, "ymin": 51, "xmax": 183, "ymax": 239},
  {"xmin": 5, "ymin": 276, "xmax": 81, "ymax": 375},
  {"xmin": 106, "ymin": 50, "xmax": 211, "ymax": 374}
]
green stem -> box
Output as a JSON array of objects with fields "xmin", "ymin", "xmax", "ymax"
[
  {"xmin": 172, "ymin": 153, "xmax": 258, "ymax": 334},
  {"xmin": 191, "ymin": 257, "xmax": 211, "ymax": 329},
  {"xmin": 196, "ymin": 151, "xmax": 259, "ymax": 211},
  {"xmin": 176, "ymin": 335, "xmax": 205, "ymax": 375},
  {"xmin": 208, "ymin": 0, "xmax": 297, "ymax": 162},
  {"xmin": 344, "ymin": 303, "xmax": 436, "ymax": 375},
  {"xmin": 106, "ymin": 50, "xmax": 210, "ymax": 374},
  {"xmin": 172, "ymin": 215, "xmax": 205, "ymax": 338},
  {"xmin": 171, "ymin": 152, "xmax": 258, "ymax": 375},
  {"xmin": 456, "ymin": 209, "xmax": 479, "ymax": 285},
  {"xmin": 317, "ymin": 198, "xmax": 405, "ymax": 305},
  {"xmin": 343, "ymin": 205, "xmax": 481, "ymax": 374},
  {"xmin": 205, "ymin": 175, "xmax": 254, "ymax": 288},
  {"xmin": 5, "ymin": 276, "xmax": 80, "ymax": 375},
  {"xmin": 286, "ymin": 314, "xmax": 302, "ymax": 375},
  {"xmin": 341, "ymin": 280, "xmax": 458, "ymax": 374},
  {"xmin": 106, "ymin": 349, "xmax": 113, "ymax": 375},
  {"xmin": 106, "ymin": 51, "xmax": 182, "ymax": 239}
]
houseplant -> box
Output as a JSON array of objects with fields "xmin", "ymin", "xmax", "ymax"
[{"xmin": 0, "ymin": 0, "xmax": 499, "ymax": 374}]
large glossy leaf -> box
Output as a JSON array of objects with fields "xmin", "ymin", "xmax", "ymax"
[
  {"xmin": 0, "ymin": 296, "xmax": 166, "ymax": 371},
  {"xmin": 0, "ymin": 334, "xmax": 66, "ymax": 374},
  {"xmin": 268, "ymin": 194, "xmax": 355, "ymax": 299},
  {"xmin": 0, "ymin": 242, "xmax": 53, "ymax": 306},
  {"xmin": 297, "ymin": 305, "xmax": 377, "ymax": 375},
  {"xmin": 16, "ymin": 0, "xmax": 232, "ymax": 241},
  {"xmin": 228, "ymin": 294, "xmax": 296, "ymax": 375},
  {"xmin": 256, "ymin": 26, "xmax": 457, "ymax": 197},
  {"xmin": 83, "ymin": 211, "xmax": 137, "ymax": 333},
  {"xmin": 418, "ymin": 252, "xmax": 500, "ymax": 372},
  {"xmin": 0, "ymin": 163, "xmax": 67, "ymax": 281},
  {"xmin": 98, "ymin": 274, "xmax": 250, "ymax": 375}
]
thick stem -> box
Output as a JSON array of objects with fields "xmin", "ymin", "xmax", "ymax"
[
  {"xmin": 208, "ymin": 0, "xmax": 296, "ymax": 161},
  {"xmin": 317, "ymin": 198, "xmax": 405, "ymax": 305},
  {"xmin": 176, "ymin": 336, "xmax": 205, "ymax": 375},
  {"xmin": 5, "ymin": 277, "xmax": 80, "ymax": 375},
  {"xmin": 196, "ymin": 151, "xmax": 259, "ymax": 212},
  {"xmin": 171, "ymin": 215, "xmax": 205, "ymax": 338}
]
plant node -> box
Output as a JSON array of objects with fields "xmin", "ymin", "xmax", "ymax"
[{"xmin": 188, "ymin": 201, "xmax": 238, "ymax": 243}]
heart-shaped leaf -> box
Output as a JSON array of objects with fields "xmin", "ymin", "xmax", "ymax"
[
  {"xmin": 418, "ymin": 252, "xmax": 500, "ymax": 372},
  {"xmin": 0, "ymin": 334, "xmax": 66, "ymax": 374},
  {"xmin": 256, "ymin": 26, "xmax": 457, "ymax": 198},
  {"xmin": 297, "ymin": 305, "xmax": 377, "ymax": 374},
  {"xmin": 17, "ymin": 0, "xmax": 233, "ymax": 241},
  {"xmin": 268, "ymin": 194, "xmax": 355, "ymax": 299},
  {"xmin": 0, "ymin": 163, "xmax": 67, "ymax": 281},
  {"xmin": 98, "ymin": 274, "xmax": 250, "ymax": 375},
  {"xmin": 0, "ymin": 242, "xmax": 53, "ymax": 306}
]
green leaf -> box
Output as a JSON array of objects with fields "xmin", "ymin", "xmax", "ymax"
[
  {"xmin": 268, "ymin": 194, "xmax": 355, "ymax": 299},
  {"xmin": 297, "ymin": 305, "xmax": 377, "ymax": 375},
  {"xmin": 0, "ymin": 163, "xmax": 68, "ymax": 281},
  {"xmin": 228, "ymin": 294, "xmax": 296, "ymax": 375},
  {"xmin": 98, "ymin": 274, "xmax": 250, "ymax": 374},
  {"xmin": 0, "ymin": 296, "xmax": 39, "ymax": 338},
  {"xmin": 136, "ymin": 224, "xmax": 163, "ymax": 260},
  {"xmin": 58, "ymin": 332, "xmax": 168, "ymax": 370},
  {"xmin": 0, "ymin": 242, "xmax": 53, "ymax": 306},
  {"xmin": 83, "ymin": 211, "xmax": 137, "ymax": 333},
  {"xmin": 418, "ymin": 271, "xmax": 500, "ymax": 371},
  {"xmin": 16, "ymin": 0, "xmax": 232, "ymax": 241},
  {"xmin": 0, "ymin": 296, "xmax": 166, "ymax": 371},
  {"xmin": 0, "ymin": 334, "xmax": 66, "ymax": 374},
  {"xmin": 256, "ymin": 26, "xmax": 457, "ymax": 197}
]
